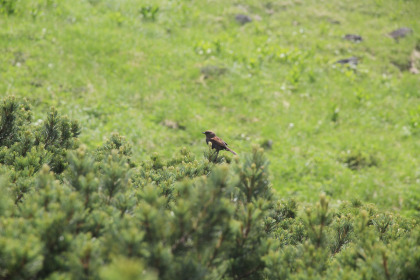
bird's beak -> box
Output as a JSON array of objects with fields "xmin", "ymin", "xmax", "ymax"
[{"xmin": 202, "ymin": 132, "xmax": 205, "ymax": 134}]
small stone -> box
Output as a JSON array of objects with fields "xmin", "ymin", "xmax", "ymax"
[
  {"xmin": 335, "ymin": 56, "xmax": 359, "ymax": 65},
  {"xmin": 235, "ymin": 14, "xmax": 252, "ymax": 25},
  {"xmin": 343, "ymin": 34, "xmax": 363, "ymax": 42},
  {"xmin": 388, "ymin": 27, "xmax": 412, "ymax": 41},
  {"xmin": 200, "ymin": 65, "xmax": 227, "ymax": 78},
  {"xmin": 261, "ymin": 139, "xmax": 273, "ymax": 149}
]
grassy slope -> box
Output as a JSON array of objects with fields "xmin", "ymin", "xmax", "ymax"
[{"xmin": 1, "ymin": 0, "xmax": 420, "ymax": 215}]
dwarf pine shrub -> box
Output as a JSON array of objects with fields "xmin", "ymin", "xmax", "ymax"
[
  {"xmin": 0, "ymin": 96, "xmax": 419, "ymax": 279},
  {"xmin": 0, "ymin": 96, "xmax": 80, "ymax": 204}
]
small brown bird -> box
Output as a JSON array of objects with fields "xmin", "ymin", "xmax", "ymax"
[{"xmin": 203, "ymin": 130, "xmax": 237, "ymax": 155}]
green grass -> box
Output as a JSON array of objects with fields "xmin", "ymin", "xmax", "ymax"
[{"xmin": 1, "ymin": 0, "xmax": 420, "ymax": 216}]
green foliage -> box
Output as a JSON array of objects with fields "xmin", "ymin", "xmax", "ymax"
[
  {"xmin": 95, "ymin": 133, "xmax": 132, "ymax": 163},
  {"xmin": 340, "ymin": 149, "xmax": 378, "ymax": 171},
  {"xmin": 0, "ymin": 96, "xmax": 80, "ymax": 203},
  {"xmin": 304, "ymin": 194, "xmax": 332, "ymax": 248},
  {"xmin": 264, "ymin": 198, "xmax": 420, "ymax": 280},
  {"xmin": 1, "ymin": 0, "xmax": 420, "ymax": 277},
  {"xmin": 1, "ymin": 104, "xmax": 419, "ymax": 279},
  {"xmin": 0, "ymin": 96, "xmax": 31, "ymax": 147},
  {"xmin": 236, "ymin": 146, "xmax": 271, "ymax": 202},
  {"xmin": 0, "ymin": 0, "xmax": 16, "ymax": 15},
  {"xmin": 408, "ymin": 105, "xmax": 420, "ymax": 135},
  {"xmin": 139, "ymin": 5, "xmax": 159, "ymax": 21},
  {"xmin": 100, "ymin": 257, "xmax": 157, "ymax": 280}
]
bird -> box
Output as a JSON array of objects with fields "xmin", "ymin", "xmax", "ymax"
[{"xmin": 202, "ymin": 130, "xmax": 237, "ymax": 155}]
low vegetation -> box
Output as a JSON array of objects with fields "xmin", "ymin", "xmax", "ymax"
[
  {"xmin": 1, "ymin": 0, "xmax": 419, "ymax": 215},
  {"xmin": 1, "ymin": 0, "xmax": 420, "ymax": 278},
  {"xmin": 0, "ymin": 99, "xmax": 419, "ymax": 279}
]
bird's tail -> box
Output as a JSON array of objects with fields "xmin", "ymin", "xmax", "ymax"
[{"xmin": 226, "ymin": 148, "xmax": 237, "ymax": 155}]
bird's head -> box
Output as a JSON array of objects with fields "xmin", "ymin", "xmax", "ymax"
[{"xmin": 202, "ymin": 130, "xmax": 216, "ymax": 138}]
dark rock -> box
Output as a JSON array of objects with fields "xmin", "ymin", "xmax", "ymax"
[
  {"xmin": 343, "ymin": 34, "xmax": 363, "ymax": 42},
  {"xmin": 30, "ymin": 80, "xmax": 43, "ymax": 88},
  {"xmin": 328, "ymin": 19, "xmax": 340, "ymax": 25},
  {"xmin": 261, "ymin": 139, "xmax": 273, "ymax": 149},
  {"xmin": 200, "ymin": 65, "xmax": 227, "ymax": 78},
  {"xmin": 388, "ymin": 27, "xmax": 412, "ymax": 41},
  {"xmin": 235, "ymin": 14, "xmax": 252, "ymax": 25},
  {"xmin": 335, "ymin": 56, "xmax": 359, "ymax": 65}
]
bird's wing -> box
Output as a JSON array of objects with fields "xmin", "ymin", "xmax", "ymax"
[{"xmin": 211, "ymin": 136, "xmax": 228, "ymax": 148}]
